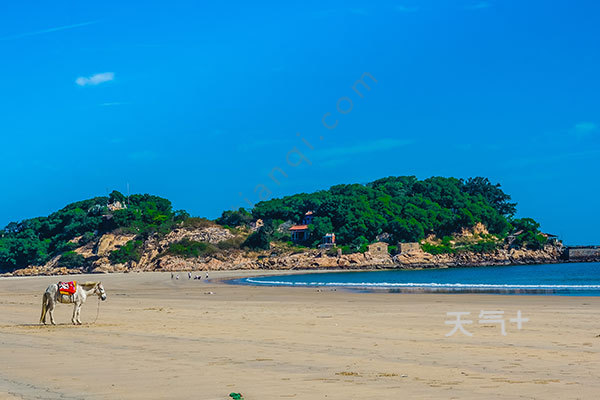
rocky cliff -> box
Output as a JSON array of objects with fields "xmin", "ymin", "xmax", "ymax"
[{"xmin": 7, "ymin": 224, "xmax": 568, "ymax": 276}]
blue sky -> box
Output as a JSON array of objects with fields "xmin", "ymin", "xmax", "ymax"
[{"xmin": 0, "ymin": 0, "xmax": 598, "ymax": 244}]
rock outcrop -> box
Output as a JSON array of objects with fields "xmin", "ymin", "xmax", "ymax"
[
  {"xmin": 6, "ymin": 224, "xmax": 568, "ymax": 276},
  {"xmin": 95, "ymin": 233, "xmax": 137, "ymax": 257},
  {"xmin": 92, "ymin": 243, "xmax": 563, "ymax": 273},
  {"xmin": 392, "ymin": 244, "xmax": 563, "ymax": 268}
]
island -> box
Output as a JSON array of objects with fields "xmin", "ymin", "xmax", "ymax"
[{"xmin": 1, "ymin": 176, "xmax": 598, "ymax": 276}]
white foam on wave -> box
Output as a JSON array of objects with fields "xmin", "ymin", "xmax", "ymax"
[{"xmin": 243, "ymin": 278, "xmax": 600, "ymax": 290}]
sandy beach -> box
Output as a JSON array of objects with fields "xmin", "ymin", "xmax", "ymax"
[{"xmin": 0, "ymin": 271, "xmax": 598, "ymax": 399}]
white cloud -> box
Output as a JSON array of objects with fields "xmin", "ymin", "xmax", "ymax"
[
  {"xmin": 503, "ymin": 150, "xmax": 600, "ymax": 169},
  {"xmin": 569, "ymin": 122, "xmax": 597, "ymax": 140},
  {"xmin": 0, "ymin": 20, "xmax": 99, "ymax": 41},
  {"xmin": 572, "ymin": 122, "xmax": 597, "ymax": 136},
  {"xmin": 75, "ymin": 72, "xmax": 114, "ymax": 87}
]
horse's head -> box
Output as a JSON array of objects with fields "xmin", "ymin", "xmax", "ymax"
[{"xmin": 96, "ymin": 282, "xmax": 107, "ymax": 301}]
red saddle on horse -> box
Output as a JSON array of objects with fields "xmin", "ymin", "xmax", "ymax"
[{"xmin": 58, "ymin": 281, "xmax": 77, "ymax": 295}]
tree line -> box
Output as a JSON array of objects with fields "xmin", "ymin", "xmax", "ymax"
[
  {"xmin": 0, "ymin": 191, "xmax": 186, "ymax": 272},
  {"xmin": 220, "ymin": 176, "xmax": 547, "ymax": 251},
  {"xmin": 1, "ymin": 177, "xmax": 549, "ymax": 272}
]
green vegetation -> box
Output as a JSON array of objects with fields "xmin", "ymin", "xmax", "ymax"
[
  {"xmin": 164, "ymin": 239, "xmax": 218, "ymax": 258},
  {"xmin": 510, "ymin": 218, "xmax": 548, "ymax": 250},
  {"xmin": 109, "ymin": 192, "xmax": 186, "ymax": 237},
  {"xmin": 216, "ymin": 236, "xmax": 245, "ymax": 250},
  {"xmin": 57, "ymin": 251, "xmax": 86, "ymax": 268},
  {"xmin": 0, "ymin": 190, "xmax": 186, "ymax": 272},
  {"xmin": 242, "ymin": 221, "xmax": 274, "ymax": 250},
  {"xmin": 340, "ymin": 244, "xmax": 369, "ymax": 255},
  {"xmin": 216, "ymin": 208, "xmax": 253, "ymax": 227},
  {"xmin": 325, "ymin": 247, "xmax": 339, "ymax": 257},
  {"xmin": 467, "ymin": 240, "xmax": 499, "ymax": 253},
  {"xmin": 421, "ymin": 240, "xmax": 499, "ymax": 255},
  {"xmin": 109, "ymin": 240, "xmax": 144, "ymax": 264},
  {"xmin": 421, "ymin": 242, "xmax": 456, "ymax": 255},
  {"xmin": 248, "ymin": 176, "xmax": 520, "ymax": 248},
  {"xmin": 0, "ymin": 176, "xmax": 551, "ymax": 272},
  {"xmin": 181, "ymin": 217, "xmax": 216, "ymax": 229}
]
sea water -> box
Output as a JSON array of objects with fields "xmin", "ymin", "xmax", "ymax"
[{"xmin": 234, "ymin": 262, "xmax": 600, "ymax": 296}]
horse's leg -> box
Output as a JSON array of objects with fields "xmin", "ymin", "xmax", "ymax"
[
  {"xmin": 48, "ymin": 299, "xmax": 56, "ymax": 325},
  {"xmin": 76, "ymin": 303, "xmax": 83, "ymax": 325},
  {"xmin": 40, "ymin": 293, "xmax": 48, "ymax": 324},
  {"xmin": 72, "ymin": 302, "xmax": 78, "ymax": 325}
]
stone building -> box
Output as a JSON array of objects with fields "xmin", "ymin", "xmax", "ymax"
[
  {"xmin": 398, "ymin": 242, "xmax": 420, "ymax": 254},
  {"xmin": 367, "ymin": 242, "xmax": 389, "ymax": 257},
  {"xmin": 107, "ymin": 201, "xmax": 126, "ymax": 212}
]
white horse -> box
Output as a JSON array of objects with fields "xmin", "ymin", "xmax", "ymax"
[{"xmin": 40, "ymin": 281, "xmax": 106, "ymax": 325}]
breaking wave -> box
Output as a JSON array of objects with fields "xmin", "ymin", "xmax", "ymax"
[
  {"xmin": 234, "ymin": 263, "xmax": 600, "ymax": 295},
  {"xmin": 242, "ymin": 278, "xmax": 600, "ymax": 290}
]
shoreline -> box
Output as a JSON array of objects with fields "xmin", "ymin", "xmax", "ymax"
[
  {"xmin": 3, "ymin": 255, "xmax": 598, "ymax": 279},
  {"xmin": 6, "ymin": 263, "xmax": 599, "ymax": 298},
  {"xmin": 5, "ymin": 222, "xmax": 597, "ymax": 277},
  {"xmin": 222, "ymin": 263, "xmax": 600, "ymax": 297}
]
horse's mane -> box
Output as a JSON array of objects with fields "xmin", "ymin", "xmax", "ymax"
[{"xmin": 79, "ymin": 281, "xmax": 99, "ymax": 289}]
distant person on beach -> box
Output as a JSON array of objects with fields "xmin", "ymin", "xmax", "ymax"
[
  {"xmin": 171, "ymin": 272, "xmax": 173, "ymax": 279},
  {"xmin": 205, "ymin": 272, "xmax": 209, "ymax": 280},
  {"xmin": 188, "ymin": 271, "xmax": 192, "ymax": 279},
  {"xmin": 176, "ymin": 274, "xmax": 180, "ymax": 280}
]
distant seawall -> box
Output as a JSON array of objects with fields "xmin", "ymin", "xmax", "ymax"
[{"xmin": 566, "ymin": 246, "xmax": 600, "ymax": 261}]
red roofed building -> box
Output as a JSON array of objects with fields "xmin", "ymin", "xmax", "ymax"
[
  {"xmin": 290, "ymin": 225, "xmax": 310, "ymax": 242},
  {"xmin": 289, "ymin": 211, "xmax": 314, "ymax": 243}
]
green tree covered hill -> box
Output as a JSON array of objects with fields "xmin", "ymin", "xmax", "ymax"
[
  {"xmin": 0, "ymin": 191, "xmax": 186, "ymax": 272},
  {"xmin": 239, "ymin": 176, "xmax": 543, "ymax": 249},
  {"xmin": 1, "ymin": 176, "xmax": 549, "ymax": 272}
]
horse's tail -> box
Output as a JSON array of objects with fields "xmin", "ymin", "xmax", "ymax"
[{"xmin": 40, "ymin": 292, "xmax": 48, "ymax": 324}]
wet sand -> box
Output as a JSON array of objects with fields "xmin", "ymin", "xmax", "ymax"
[{"xmin": 0, "ymin": 271, "xmax": 599, "ymax": 399}]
